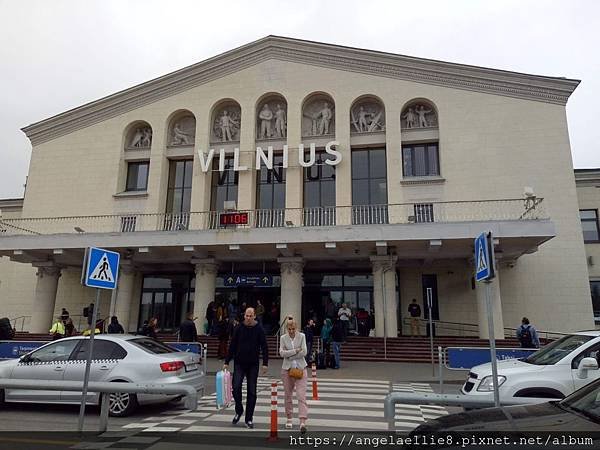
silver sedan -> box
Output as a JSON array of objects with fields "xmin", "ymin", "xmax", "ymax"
[{"xmin": 0, "ymin": 334, "xmax": 204, "ymax": 417}]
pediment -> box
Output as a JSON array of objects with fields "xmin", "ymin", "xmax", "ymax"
[{"xmin": 22, "ymin": 35, "xmax": 579, "ymax": 145}]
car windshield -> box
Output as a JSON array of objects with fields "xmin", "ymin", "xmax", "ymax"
[
  {"xmin": 560, "ymin": 380, "xmax": 600, "ymax": 424},
  {"xmin": 524, "ymin": 334, "xmax": 593, "ymax": 365},
  {"xmin": 130, "ymin": 338, "xmax": 178, "ymax": 354}
]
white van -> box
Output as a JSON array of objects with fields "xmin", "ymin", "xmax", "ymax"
[{"xmin": 462, "ymin": 331, "xmax": 600, "ymax": 400}]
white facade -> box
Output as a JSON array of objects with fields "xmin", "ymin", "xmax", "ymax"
[{"xmin": 0, "ymin": 36, "xmax": 593, "ymax": 338}]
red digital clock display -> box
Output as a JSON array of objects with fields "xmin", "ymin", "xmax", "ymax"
[{"xmin": 219, "ymin": 212, "xmax": 249, "ymax": 226}]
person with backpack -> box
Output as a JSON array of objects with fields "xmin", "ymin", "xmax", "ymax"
[{"xmin": 516, "ymin": 317, "xmax": 540, "ymax": 348}]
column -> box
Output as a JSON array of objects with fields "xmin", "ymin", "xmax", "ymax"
[
  {"xmin": 335, "ymin": 98, "xmax": 352, "ymax": 225},
  {"xmin": 114, "ymin": 266, "xmax": 136, "ymax": 332},
  {"xmin": 193, "ymin": 258, "xmax": 219, "ymax": 334},
  {"xmin": 29, "ymin": 265, "xmax": 61, "ymax": 333},
  {"xmin": 236, "ymin": 101, "xmax": 257, "ymax": 211},
  {"xmin": 371, "ymin": 256, "xmax": 398, "ymax": 338},
  {"xmin": 284, "ymin": 95, "xmax": 302, "ymax": 225},
  {"xmin": 278, "ymin": 257, "xmax": 303, "ymax": 326},
  {"xmin": 475, "ymin": 268, "xmax": 504, "ymax": 339}
]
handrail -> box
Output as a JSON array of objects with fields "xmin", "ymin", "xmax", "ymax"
[
  {"xmin": 404, "ymin": 317, "xmax": 569, "ymax": 340},
  {"xmin": 9, "ymin": 316, "xmax": 31, "ymax": 332},
  {"xmin": 0, "ymin": 379, "xmax": 199, "ymax": 433},
  {"xmin": 0, "ymin": 198, "xmax": 547, "ymax": 236}
]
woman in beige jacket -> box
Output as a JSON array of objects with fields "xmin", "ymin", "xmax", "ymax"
[{"xmin": 279, "ymin": 317, "xmax": 308, "ymax": 432}]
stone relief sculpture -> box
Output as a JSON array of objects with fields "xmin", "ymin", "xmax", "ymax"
[
  {"xmin": 212, "ymin": 107, "xmax": 241, "ymax": 142},
  {"xmin": 256, "ymin": 101, "xmax": 287, "ymax": 139},
  {"xmin": 170, "ymin": 116, "xmax": 196, "ymax": 145},
  {"xmin": 402, "ymin": 103, "xmax": 437, "ymax": 129},
  {"xmin": 303, "ymin": 99, "xmax": 335, "ymax": 136},
  {"xmin": 350, "ymin": 101, "xmax": 385, "ymax": 133},
  {"xmin": 130, "ymin": 126, "xmax": 152, "ymax": 147}
]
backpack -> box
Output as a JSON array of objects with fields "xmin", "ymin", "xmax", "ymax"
[{"xmin": 519, "ymin": 325, "xmax": 534, "ymax": 348}]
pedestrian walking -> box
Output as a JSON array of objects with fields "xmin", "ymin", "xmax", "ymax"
[
  {"xmin": 516, "ymin": 317, "xmax": 540, "ymax": 348},
  {"xmin": 303, "ymin": 319, "xmax": 315, "ymax": 363},
  {"xmin": 408, "ymin": 299, "xmax": 422, "ymax": 337},
  {"xmin": 337, "ymin": 303, "xmax": 352, "ymax": 340},
  {"xmin": 141, "ymin": 317, "xmax": 158, "ymax": 339},
  {"xmin": 60, "ymin": 307, "xmax": 70, "ymax": 324},
  {"xmin": 279, "ymin": 317, "xmax": 308, "ymax": 433},
  {"xmin": 179, "ymin": 312, "xmax": 198, "ymax": 342},
  {"xmin": 331, "ymin": 318, "xmax": 345, "ymax": 369},
  {"xmin": 223, "ymin": 307, "xmax": 269, "ymax": 429}
]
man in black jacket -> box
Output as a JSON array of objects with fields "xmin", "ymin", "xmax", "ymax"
[
  {"xmin": 179, "ymin": 312, "xmax": 198, "ymax": 342},
  {"xmin": 223, "ymin": 307, "xmax": 268, "ymax": 429}
]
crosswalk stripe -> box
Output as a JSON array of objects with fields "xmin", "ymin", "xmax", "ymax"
[
  {"xmin": 202, "ymin": 414, "xmax": 389, "ymax": 430},
  {"xmin": 250, "ymin": 405, "xmax": 384, "ymax": 417}
]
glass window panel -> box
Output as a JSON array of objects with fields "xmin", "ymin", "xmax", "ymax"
[
  {"xmin": 581, "ymin": 210, "xmax": 598, "ymax": 220},
  {"xmin": 427, "ymin": 145, "xmax": 439, "ymax": 175},
  {"xmin": 305, "ymin": 165, "xmax": 319, "ymax": 181},
  {"xmin": 344, "ymin": 291, "xmax": 358, "ymax": 310},
  {"xmin": 352, "ymin": 180, "xmax": 370, "ymax": 205},
  {"xmin": 322, "ymin": 275, "xmax": 343, "ymax": 286},
  {"xmin": 183, "ymin": 160, "xmax": 193, "ymax": 188},
  {"xmin": 214, "ymin": 187, "xmax": 226, "ymax": 211},
  {"xmin": 137, "ymin": 162, "xmax": 149, "ymax": 189},
  {"xmin": 357, "ymin": 292, "xmax": 372, "ymax": 311},
  {"xmin": 370, "ymin": 149, "xmax": 387, "ymax": 178},
  {"xmin": 414, "ymin": 146, "xmax": 426, "ymax": 176},
  {"xmin": 228, "ymin": 184, "xmax": 238, "ymax": 204},
  {"xmin": 582, "ymin": 221, "xmax": 600, "ymax": 241},
  {"xmin": 344, "ymin": 274, "xmax": 372, "ymax": 286},
  {"xmin": 29, "ymin": 340, "xmax": 79, "ymax": 362},
  {"xmin": 174, "ymin": 161, "xmax": 185, "ymax": 187},
  {"xmin": 182, "ymin": 188, "xmax": 192, "ymax": 212},
  {"xmin": 172, "ymin": 189, "xmax": 183, "ymax": 213},
  {"xmin": 322, "ymin": 162, "xmax": 335, "ymax": 179},
  {"xmin": 370, "ymin": 179, "xmax": 388, "ymax": 204},
  {"xmin": 330, "ymin": 291, "xmax": 344, "ymax": 306},
  {"xmin": 259, "ymin": 184, "xmax": 273, "ymax": 209},
  {"xmin": 273, "ymin": 183, "xmax": 285, "ymax": 209},
  {"xmin": 304, "ymin": 182, "xmax": 319, "ymax": 208},
  {"xmin": 321, "ymin": 181, "xmax": 335, "ymax": 207},
  {"xmin": 591, "ymin": 281, "xmax": 600, "ymax": 318},
  {"xmin": 402, "ymin": 148, "xmax": 413, "ymax": 176},
  {"xmin": 352, "ymin": 151, "xmax": 369, "ymax": 179}
]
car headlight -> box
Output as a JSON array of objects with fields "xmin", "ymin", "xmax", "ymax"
[{"xmin": 477, "ymin": 375, "xmax": 506, "ymax": 391}]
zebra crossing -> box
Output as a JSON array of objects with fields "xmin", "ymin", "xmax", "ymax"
[{"xmin": 121, "ymin": 378, "xmax": 448, "ymax": 433}]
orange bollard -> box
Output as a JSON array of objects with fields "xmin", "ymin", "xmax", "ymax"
[
  {"xmin": 311, "ymin": 362, "xmax": 319, "ymax": 400},
  {"xmin": 268, "ymin": 381, "xmax": 278, "ymax": 441}
]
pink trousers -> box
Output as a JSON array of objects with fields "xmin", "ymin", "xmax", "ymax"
[{"xmin": 281, "ymin": 368, "xmax": 308, "ymax": 420}]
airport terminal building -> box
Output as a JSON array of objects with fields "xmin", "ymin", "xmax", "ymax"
[{"xmin": 0, "ymin": 36, "xmax": 594, "ymax": 337}]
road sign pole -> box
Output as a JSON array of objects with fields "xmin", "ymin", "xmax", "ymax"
[
  {"xmin": 427, "ymin": 287, "xmax": 434, "ymax": 376},
  {"xmin": 485, "ymin": 280, "xmax": 500, "ymax": 407},
  {"xmin": 77, "ymin": 288, "xmax": 101, "ymax": 433}
]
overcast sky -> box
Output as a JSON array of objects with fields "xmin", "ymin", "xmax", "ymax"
[{"xmin": 1, "ymin": 0, "xmax": 598, "ymax": 198}]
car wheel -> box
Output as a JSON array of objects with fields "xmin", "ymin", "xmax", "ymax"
[{"xmin": 108, "ymin": 392, "xmax": 138, "ymax": 417}]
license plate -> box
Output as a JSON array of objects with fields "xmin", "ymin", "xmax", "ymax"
[{"xmin": 185, "ymin": 363, "xmax": 198, "ymax": 372}]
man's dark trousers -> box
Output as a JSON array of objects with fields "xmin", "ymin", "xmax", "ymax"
[{"xmin": 232, "ymin": 361, "xmax": 259, "ymax": 422}]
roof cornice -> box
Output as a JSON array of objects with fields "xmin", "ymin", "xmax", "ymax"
[{"xmin": 22, "ymin": 35, "xmax": 580, "ymax": 146}]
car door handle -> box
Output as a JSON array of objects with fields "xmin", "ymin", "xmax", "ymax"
[
  {"xmin": 54, "ymin": 366, "xmax": 64, "ymax": 371},
  {"xmin": 99, "ymin": 366, "xmax": 110, "ymax": 370}
]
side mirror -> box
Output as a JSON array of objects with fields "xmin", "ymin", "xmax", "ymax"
[
  {"xmin": 19, "ymin": 354, "xmax": 31, "ymax": 363},
  {"xmin": 577, "ymin": 357, "xmax": 599, "ymax": 379}
]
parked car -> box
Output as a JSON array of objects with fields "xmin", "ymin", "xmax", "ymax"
[
  {"xmin": 412, "ymin": 376, "xmax": 600, "ymax": 436},
  {"xmin": 0, "ymin": 334, "xmax": 204, "ymax": 417},
  {"xmin": 462, "ymin": 331, "xmax": 600, "ymax": 401}
]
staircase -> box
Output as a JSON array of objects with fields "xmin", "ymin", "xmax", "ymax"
[{"xmin": 13, "ymin": 332, "xmax": 533, "ymax": 362}]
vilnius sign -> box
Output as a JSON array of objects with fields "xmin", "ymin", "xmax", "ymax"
[{"xmin": 197, "ymin": 141, "xmax": 342, "ymax": 172}]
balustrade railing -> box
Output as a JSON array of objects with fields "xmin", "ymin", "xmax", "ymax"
[{"xmin": 0, "ymin": 198, "xmax": 547, "ymax": 236}]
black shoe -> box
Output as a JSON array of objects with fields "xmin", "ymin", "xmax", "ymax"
[
  {"xmin": 232, "ymin": 414, "xmax": 241, "ymax": 425},
  {"xmin": 245, "ymin": 420, "xmax": 254, "ymax": 429}
]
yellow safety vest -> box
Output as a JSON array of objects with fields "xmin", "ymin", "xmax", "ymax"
[
  {"xmin": 82, "ymin": 328, "xmax": 101, "ymax": 336},
  {"xmin": 49, "ymin": 321, "xmax": 65, "ymax": 335}
]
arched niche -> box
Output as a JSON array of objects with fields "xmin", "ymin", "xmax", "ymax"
[
  {"xmin": 302, "ymin": 93, "xmax": 335, "ymax": 138},
  {"xmin": 211, "ymin": 100, "xmax": 241, "ymax": 143},
  {"xmin": 256, "ymin": 93, "xmax": 287, "ymax": 140},
  {"xmin": 401, "ymin": 99, "xmax": 438, "ymax": 130},
  {"xmin": 167, "ymin": 111, "xmax": 196, "ymax": 146},
  {"xmin": 350, "ymin": 96, "xmax": 385, "ymax": 133},
  {"xmin": 125, "ymin": 121, "xmax": 153, "ymax": 149}
]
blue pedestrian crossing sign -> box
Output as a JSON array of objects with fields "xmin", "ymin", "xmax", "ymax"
[
  {"xmin": 475, "ymin": 232, "xmax": 495, "ymax": 282},
  {"xmin": 83, "ymin": 247, "xmax": 120, "ymax": 289}
]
